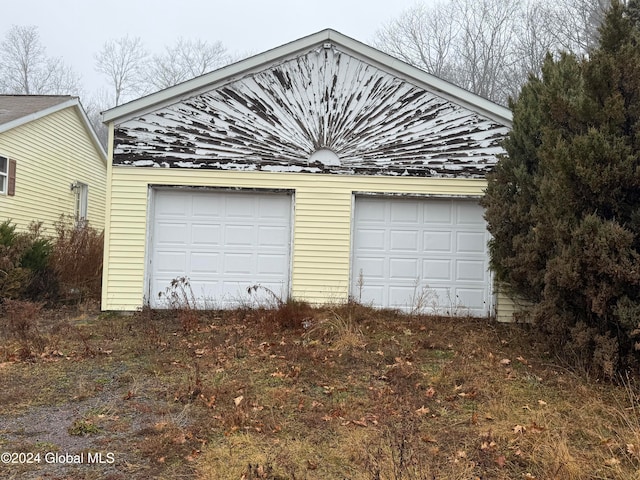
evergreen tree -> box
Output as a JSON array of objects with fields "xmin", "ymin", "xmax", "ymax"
[{"xmin": 483, "ymin": 0, "xmax": 640, "ymax": 375}]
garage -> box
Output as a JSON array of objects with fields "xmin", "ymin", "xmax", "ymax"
[
  {"xmin": 101, "ymin": 29, "xmax": 512, "ymax": 315},
  {"xmin": 148, "ymin": 188, "xmax": 292, "ymax": 308},
  {"xmin": 351, "ymin": 196, "xmax": 491, "ymax": 316}
]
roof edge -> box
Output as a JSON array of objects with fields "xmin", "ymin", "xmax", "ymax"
[
  {"xmin": 0, "ymin": 97, "xmax": 107, "ymax": 163},
  {"xmin": 102, "ymin": 28, "xmax": 512, "ymax": 127},
  {"xmin": 74, "ymin": 100, "xmax": 108, "ymax": 165}
]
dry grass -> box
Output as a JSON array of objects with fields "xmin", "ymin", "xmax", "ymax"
[{"xmin": 0, "ymin": 303, "xmax": 640, "ymax": 479}]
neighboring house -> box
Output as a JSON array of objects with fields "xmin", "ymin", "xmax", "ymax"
[
  {"xmin": 0, "ymin": 95, "xmax": 107, "ymax": 233},
  {"xmin": 101, "ymin": 29, "xmax": 514, "ymax": 318}
]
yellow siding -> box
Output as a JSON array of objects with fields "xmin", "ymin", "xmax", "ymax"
[
  {"xmin": 102, "ymin": 165, "xmax": 488, "ymax": 311},
  {"xmin": 496, "ymin": 285, "xmax": 533, "ymax": 322},
  {"xmin": 0, "ymin": 107, "xmax": 106, "ymax": 234}
]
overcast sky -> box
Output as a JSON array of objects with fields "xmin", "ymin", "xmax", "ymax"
[{"xmin": 3, "ymin": 0, "xmax": 434, "ymax": 98}]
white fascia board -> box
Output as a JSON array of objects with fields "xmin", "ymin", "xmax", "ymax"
[
  {"xmin": 74, "ymin": 100, "xmax": 108, "ymax": 164},
  {"xmin": 102, "ymin": 30, "xmax": 336, "ymax": 124},
  {"xmin": 326, "ymin": 30, "xmax": 513, "ymax": 127},
  {"xmin": 102, "ymin": 28, "xmax": 512, "ymax": 128}
]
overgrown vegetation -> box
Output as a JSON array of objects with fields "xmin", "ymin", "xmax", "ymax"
[
  {"xmin": 482, "ymin": 0, "xmax": 640, "ymax": 376},
  {"xmin": 0, "ymin": 220, "xmax": 53, "ymax": 301},
  {"xmin": 0, "ymin": 218, "xmax": 103, "ymax": 306},
  {"xmin": 1, "ymin": 303, "xmax": 640, "ymax": 479},
  {"xmin": 49, "ymin": 218, "xmax": 104, "ymax": 303},
  {"xmin": 0, "ymin": 218, "xmax": 103, "ymax": 359}
]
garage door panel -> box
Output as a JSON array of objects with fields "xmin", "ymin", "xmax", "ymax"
[
  {"xmin": 457, "ymin": 231, "xmax": 486, "ymax": 253},
  {"xmin": 185, "ymin": 281, "xmax": 222, "ymax": 305},
  {"xmin": 225, "ymin": 224, "xmax": 256, "ymax": 246},
  {"xmin": 424, "ymin": 201, "xmax": 453, "ymax": 224},
  {"xmin": 156, "ymin": 222, "xmax": 189, "ymax": 245},
  {"xmin": 156, "ymin": 194, "xmax": 188, "ymax": 215},
  {"xmin": 424, "ymin": 231, "xmax": 453, "ymax": 252},
  {"xmin": 225, "ymin": 195, "xmax": 255, "ymax": 217},
  {"xmin": 352, "ymin": 196, "xmax": 490, "ymax": 315},
  {"xmin": 192, "ymin": 195, "xmax": 222, "ymax": 217},
  {"xmin": 257, "ymin": 254, "xmax": 289, "ymax": 275},
  {"xmin": 191, "ymin": 224, "xmax": 221, "ymax": 245},
  {"xmin": 457, "ymin": 203, "xmax": 484, "ymax": 225},
  {"xmin": 356, "ymin": 229, "xmax": 385, "ymax": 250},
  {"xmin": 223, "ymin": 253, "xmax": 253, "ymax": 274},
  {"xmin": 219, "ymin": 281, "xmax": 250, "ymax": 300},
  {"xmin": 190, "ymin": 252, "xmax": 220, "ymax": 273},
  {"xmin": 389, "ymin": 258, "xmax": 418, "ymax": 279},
  {"xmin": 259, "ymin": 196, "xmax": 291, "ymax": 218},
  {"xmin": 155, "ymin": 251, "xmax": 187, "ymax": 272},
  {"xmin": 424, "ymin": 259, "xmax": 451, "ymax": 280},
  {"xmin": 389, "ymin": 285, "xmax": 418, "ymax": 308},
  {"xmin": 456, "ymin": 260, "xmax": 486, "ymax": 281},
  {"xmin": 360, "ymin": 285, "xmax": 385, "ymax": 303},
  {"xmin": 355, "ymin": 257, "xmax": 385, "ymax": 279},
  {"xmin": 356, "ymin": 201, "xmax": 386, "ymax": 222},
  {"xmin": 390, "ymin": 230, "xmax": 419, "ymax": 251},
  {"xmin": 150, "ymin": 189, "xmax": 291, "ymax": 308},
  {"xmin": 258, "ymin": 225, "xmax": 289, "ymax": 247},
  {"xmin": 455, "ymin": 288, "xmax": 486, "ymax": 312},
  {"xmin": 391, "ymin": 201, "xmax": 419, "ymax": 222}
]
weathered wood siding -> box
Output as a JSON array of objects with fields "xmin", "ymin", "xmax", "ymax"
[
  {"xmin": 102, "ymin": 166, "xmax": 488, "ymax": 311},
  {"xmin": 0, "ymin": 107, "xmax": 107, "ymax": 233},
  {"xmin": 113, "ymin": 45, "xmax": 508, "ymax": 178}
]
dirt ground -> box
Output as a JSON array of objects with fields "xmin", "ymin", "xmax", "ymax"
[{"xmin": 1, "ymin": 304, "xmax": 639, "ymax": 479}]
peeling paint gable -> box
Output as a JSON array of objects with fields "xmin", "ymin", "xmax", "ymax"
[{"xmin": 113, "ymin": 45, "xmax": 509, "ymax": 178}]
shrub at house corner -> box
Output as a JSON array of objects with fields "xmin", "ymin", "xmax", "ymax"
[
  {"xmin": 0, "ymin": 218, "xmax": 103, "ymax": 305},
  {"xmin": 482, "ymin": 0, "xmax": 640, "ymax": 376}
]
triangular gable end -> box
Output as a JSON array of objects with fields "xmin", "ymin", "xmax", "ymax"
[
  {"xmin": 0, "ymin": 96, "xmax": 107, "ymax": 165},
  {"xmin": 110, "ymin": 32, "xmax": 510, "ymax": 178}
]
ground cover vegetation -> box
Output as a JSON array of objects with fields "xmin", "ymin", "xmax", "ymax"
[
  {"xmin": 4, "ymin": 2, "xmax": 640, "ymax": 477},
  {"xmin": 482, "ymin": 0, "xmax": 640, "ymax": 377},
  {"xmin": 1, "ymin": 299, "xmax": 640, "ymax": 479},
  {"xmin": 0, "ymin": 219, "xmax": 103, "ymax": 305}
]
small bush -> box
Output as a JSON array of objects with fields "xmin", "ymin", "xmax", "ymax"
[
  {"xmin": 1, "ymin": 299, "xmax": 45, "ymax": 359},
  {"xmin": 0, "ymin": 220, "xmax": 55, "ymax": 300},
  {"xmin": 49, "ymin": 218, "xmax": 104, "ymax": 302},
  {"xmin": 269, "ymin": 298, "xmax": 314, "ymax": 330},
  {"xmin": 158, "ymin": 277, "xmax": 200, "ymax": 332}
]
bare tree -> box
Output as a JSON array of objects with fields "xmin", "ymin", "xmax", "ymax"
[
  {"xmin": 0, "ymin": 25, "xmax": 81, "ymax": 95},
  {"xmin": 83, "ymin": 88, "xmax": 112, "ymax": 147},
  {"xmin": 452, "ymin": 0, "xmax": 521, "ymax": 101},
  {"xmin": 374, "ymin": 0, "xmax": 611, "ymax": 105},
  {"xmin": 499, "ymin": 0, "xmax": 559, "ymax": 100},
  {"xmin": 95, "ymin": 35, "xmax": 148, "ymax": 106},
  {"xmin": 375, "ymin": 0, "xmax": 523, "ymax": 104},
  {"xmin": 144, "ymin": 38, "xmax": 232, "ymax": 91},
  {"xmin": 538, "ymin": 0, "xmax": 610, "ymax": 54},
  {"xmin": 374, "ymin": 2, "xmax": 459, "ymax": 80}
]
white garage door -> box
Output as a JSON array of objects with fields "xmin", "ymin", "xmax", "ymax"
[
  {"xmin": 149, "ymin": 189, "xmax": 292, "ymax": 308},
  {"xmin": 352, "ymin": 196, "xmax": 491, "ymax": 316}
]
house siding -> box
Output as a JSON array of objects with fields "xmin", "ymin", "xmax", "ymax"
[
  {"xmin": 496, "ymin": 286, "xmax": 532, "ymax": 323},
  {"xmin": 102, "ymin": 166, "xmax": 489, "ymax": 311},
  {"xmin": 0, "ymin": 107, "xmax": 106, "ymax": 233}
]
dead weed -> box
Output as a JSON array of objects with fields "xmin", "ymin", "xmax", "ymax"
[{"xmin": 0, "ymin": 304, "xmax": 639, "ymax": 479}]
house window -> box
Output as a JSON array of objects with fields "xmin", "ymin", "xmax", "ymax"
[
  {"xmin": 72, "ymin": 181, "xmax": 89, "ymax": 225},
  {"xmin": 0, "ymin": 156, "xmax": 6, "ymax": 194},
  {"xmin": 0, "ymin": 156, "xmax": 16, "ymax": 196}
]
